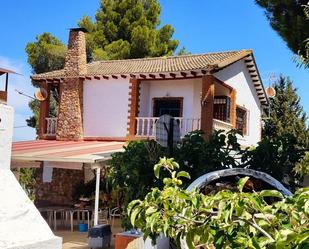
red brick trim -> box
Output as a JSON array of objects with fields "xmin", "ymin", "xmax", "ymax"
[{"xmin": 127, "ymin": 78, "xmax": 140, "ymax": 139}]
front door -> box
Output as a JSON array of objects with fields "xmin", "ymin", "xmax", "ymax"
[{"xmin": 153, "ymin": 98, "xmax": 183, "ymax": 117}]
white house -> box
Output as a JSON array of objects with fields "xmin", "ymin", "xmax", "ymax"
[
  {"xmin": 30, "ymin": 28, "xmax": 268, "ymax": 148},
  {"xmin": 9, "ymin": 28, "xmax": 269, "ymax": 224}
]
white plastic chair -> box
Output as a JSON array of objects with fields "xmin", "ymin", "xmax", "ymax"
[
  {"xmin": 91, "ymin": 209, "xmax": 109, "ymax": 227},
  {"xmin": 109, "ymin": 207, "xmax": 121, "ymax": 227}
]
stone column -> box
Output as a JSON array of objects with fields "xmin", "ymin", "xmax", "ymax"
[
  {"xmin": 127, "ymin": 78, "xmax": 140, "ymax": 139},
  {"xmin": 56, "ymin": 28, "xmax": 87, "ymax": 141},
  {"xmin": 200, "ymin": 74, "xmax": 215, "ymax": 140}
]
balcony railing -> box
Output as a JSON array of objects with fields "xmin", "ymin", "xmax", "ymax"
[
  {"xmin": 213, "ymin": 118, "xmax": 233, "ymax": 133},
  {"xmin": 135, "ymin": 117, "xmax": 201, "ymax": 137},
  {"xmin": 45, "ymin": 117, "xmax": 57, "ymax": 136},
  {"xmin": 44, "ymin": 117, "xmax": 232, "ymax": 139}
]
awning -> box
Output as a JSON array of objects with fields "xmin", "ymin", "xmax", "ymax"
[
  {"xmin": 0, "ymin": 67, "xmax": 20, "ymax": 75},
  {"xmin": 12, "ymin": 140, "xmax": 125, "ymax": 165}
]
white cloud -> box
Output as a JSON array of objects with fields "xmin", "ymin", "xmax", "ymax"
[{"xmin": 0, "ymin": 56, "xmax": 36, "ymax": 141}]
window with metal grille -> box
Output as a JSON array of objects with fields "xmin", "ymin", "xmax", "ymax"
[
  {"xmin": 213, "ymin": 96, "xmax": 231, "ymax": 122},
  {"xmin": 236, "ymin": 107, "xmax": 247, "ymax": 135}
]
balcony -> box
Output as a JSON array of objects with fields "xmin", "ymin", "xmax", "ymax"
[
  {"xmin": 45, "ymin": 117, "xmax": 57, "ymax": 136},
  {"xmin": 213, "ymin": 119, "xmax": 233, "ymax": 133},
  {"xmin": 135, "ymin": 117, "xmax": 233, "ymax": 138}
]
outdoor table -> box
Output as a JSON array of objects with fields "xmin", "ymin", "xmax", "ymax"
[
  {"xmin": 69, "ymin": 208, "xmax": 90, "ymax": 232},
  {"xmin": 38, "ymin": 206, "xmax": 91, "ymax": 232},
  {"xmin": 38, "ymin": 207, "xmax": 54, "ymax": 227}
]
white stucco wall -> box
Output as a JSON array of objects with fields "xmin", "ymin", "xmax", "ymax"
[
  {"xmin": 139, "ymin": 78, "xmax": 202, "ymax": 119},
  {"xmin": 215, "ymin": 59, "xmax": 263, "ymax": 146},
  {"xmin": 83, "ymin": 78, "xmax": 130, "ymax": 137},
  {"xmin": 0, "ymin": 104, "xmax": 61, "ymax": 249}
]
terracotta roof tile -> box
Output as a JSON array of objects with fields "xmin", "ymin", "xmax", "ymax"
[{"xmin": 32, "ymin": 50, "xmax": 252, "ymax": 79}]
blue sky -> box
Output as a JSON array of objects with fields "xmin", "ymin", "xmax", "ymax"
[{"xmin": 0, "ymin": 0, "xmax": 308, "ymax": 141}]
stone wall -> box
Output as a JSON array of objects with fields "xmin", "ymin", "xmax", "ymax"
[{"xmin": 35, "ymin": 168, "xmax": 84, "ymax": 206}]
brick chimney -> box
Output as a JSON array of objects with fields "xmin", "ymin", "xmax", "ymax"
[{"xmin": 56, "ymin": 28, "xmax": 87, "ymax": 141}]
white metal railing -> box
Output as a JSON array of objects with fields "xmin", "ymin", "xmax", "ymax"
[
  {"xmin": 213, "ymin": 119, "xmax": 233, "ymax": 133},
  {"xmin": 135, "ymin": 117, "xmax": 201, "ymax": 137},
  {"xmin": 45, "ymin": 117, "xmax": 57, "ymax": 136}
]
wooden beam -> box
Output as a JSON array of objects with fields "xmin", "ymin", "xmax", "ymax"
[
  {"xmin": 201, "ymin": 70, "xmax": 207, "ymax": 75},
  {"xmin": 139, "ymin": 74, "xmax": 147, "ymax": 79},
  {"xmin": 79, "ymin": 76, "xmax": 86, "ymax": 80},
  {"xmin": 149, "ymin": 74, "xmax": 156, "ymax": 79},
  {"xmin": 170, "ymin": 73, "xmax": 176, "ymax": 78},
  {"xmin": 201, "ymin": 75, "xmax": 215, "ymax": 140},
  {"xmin": 85, "ymin": 76, "xmax": 92, "ymax": 80},
  {"xmin": 180, "ymin": 72, "xmax": 187, "ymax": 77},
  {"xmin": 94, "ymin": 76, "xmax": 101, "ymax": 80},
  {"xmin": 38, "ymin": 82, "xmax": 50, "ymax": 139},
  {"xmin": 130, "ymin": 74, "xmax": 136, "ymax": 78},
  {"xmin": 121, "ymin": 75, "xmax": 127, "ymax": 79},
  {"xmin": 5, "ymin": 73, "xmax": 8, "ymax": 92},
  {"xmin": 246, "ymin": 64, "xmax": 255, "ymax": 68},
  {"xmin": 190, "ymin": 71, "xmax": 197, "ymax": 77},
  {"xmin": 159, "ymin": 74, "xmax": 166, "ymax": 79},
  {"xmin": 102, "ymin": 75, "xmax": 109, "ymax": 80},
  {"xmin": 249, "ymin": 70, "xmax": 256, "ymax": 73},
  {"xmin": 112, "ymin": 75, "xmax": 118, "ymax": 79}
]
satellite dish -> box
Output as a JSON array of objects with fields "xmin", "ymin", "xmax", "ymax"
[
  {"xmin": 266, "ymin": 87, "xmax": 276, "ymax": 98},
  {"xmin": 155, "ymin": 114, "xmax": 181, "ymax": 148},
  {"xmin": 34, "ymin": 88, "xmax": 48, "ymax": 101}
]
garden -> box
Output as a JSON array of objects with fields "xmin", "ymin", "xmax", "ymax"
[{"xmin": 105, "ymin": 130, "xmax": 309, "ymax": 248}]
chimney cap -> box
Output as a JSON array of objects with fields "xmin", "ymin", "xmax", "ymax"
[{"xmin": 69, "ymin": 27, "xmax": 88, "ymax": 33}]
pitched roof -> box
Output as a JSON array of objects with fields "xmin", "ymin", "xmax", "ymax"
[
  {"xmin": 32, "ymin": 50, "xmax": 252, "ymax": 80},
  {"xmin": 31, "ymin": 49, "xmax": 268, "ymax": 105}
]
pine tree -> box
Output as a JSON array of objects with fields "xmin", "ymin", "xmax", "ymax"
[
  {"xmin": 25, "ymin": 0, "xmax": 180, "ymax": 129},
  {"xmin": 299, "ymin": 3, "xmax": 309, "ymax": 68},
  {"xmin": 255, "ymin": 0, "xmax": 309, "ymax": 62},
  {"xmin": 263, "ymin": 75, "xmax": 309, "ymax": 147},
  {"xmin": 25, "ymin": 33, "xmax": 66, "ymax": 75},
  {"xmin": 25, "ymin": 33, "xmax": 65, "ymax": 128},
  {"xmin": 78, "ymin": 0, "xmax": 179, "ymax": 60}
]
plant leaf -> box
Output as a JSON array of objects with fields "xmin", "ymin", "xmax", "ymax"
[
  {"xmin": 238, "ymin": 176, "xmax": 250, "ymax": 192},
  {"xmin": 177, "ymin": 171, "xmax": 191, "ymax": 179}
]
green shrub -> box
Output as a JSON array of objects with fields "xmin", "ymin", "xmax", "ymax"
[{"xmin": 128, "ymin": 158, "xmax": 309, "ymax": 248}]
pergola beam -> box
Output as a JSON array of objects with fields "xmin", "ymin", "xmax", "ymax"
[
  {"xmin": 159, "ymin": 74, "xmax": 165, "ymax": 79},
  {"xmin": 180, "ymin": 72, "xmax": 187, "ymax": 77}
]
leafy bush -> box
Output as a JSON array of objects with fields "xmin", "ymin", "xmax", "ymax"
[
  {"xmin": 128, "ymin": 158, "xmax": 309, "ymax": 249},
  {"xmin": 241, "ymin": 135, "xmax": 305, "ymax": 189},
  {"xmin": 108, "ymin": 140, "xmax": 166, "ymax": 227},
  {"xmin": 17, "ymin": 168, "xmax": 37, "ymax": 201},
  {"xmin": 174, "ymin": 130, "xmax": 241, "ymax": 183},
  {"xmin": 109, "ymin": 131, "xmax": 305, "ymax": 228}
]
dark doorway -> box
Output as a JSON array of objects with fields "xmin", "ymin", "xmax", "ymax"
[{"xmin": 153, "ymin": 98, "xmax": 183, "ymax": 117}]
